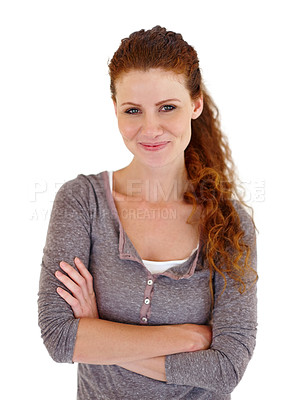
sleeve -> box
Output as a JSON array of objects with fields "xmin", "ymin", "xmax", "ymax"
[
  {"xmin": 165, "ymin": 203, "xmax": 258, "ymax": 395},
  {"xmin": 37, "ymin": 175, "xmax": 92, "ymax": 363}
]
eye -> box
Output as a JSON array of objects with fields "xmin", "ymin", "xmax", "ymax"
[
  {"xmin": 125, "ymin": 108, "xmax": 141, "ymax": 115},
  {"xmin": 160, "ymin": 105, "xmax": 176, "ymax": 112}
]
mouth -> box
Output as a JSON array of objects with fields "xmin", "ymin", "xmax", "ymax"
[{"xmin": 139, "ymin": 141, "xmax": 170, "ymax": 151}]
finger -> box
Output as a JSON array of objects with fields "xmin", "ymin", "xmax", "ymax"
[
  {"xmin": 74, "ymin": 257, "xmax": 94, "ymax": 294},
  {"xmin": 56, "ymin": 287, "xmax": 82, "ymax": 317},
  {"xmin": 59, "ymin": 261, "xmax": 89, "ymax": 299},
  {"xmin": 55, "ymin": 270, "xmax": 86, "ymax": 304}
]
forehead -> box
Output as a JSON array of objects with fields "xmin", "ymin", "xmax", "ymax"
[{"xmin": 115, "ymin": 68, "xmax": 189, "ymax": 99}]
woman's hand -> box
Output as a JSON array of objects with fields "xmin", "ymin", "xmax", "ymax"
[{"xmin": 55, "ymin": 257, "xmax": 99, "ymax": 319}]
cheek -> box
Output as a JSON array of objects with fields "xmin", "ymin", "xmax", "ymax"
[
  {"xmin": 169, "ymin": 113, "xmax": 192, "ymax": 137},
  {"xmin": 117, "ymin": 118, "xmax": 139, "ymax": 139}
]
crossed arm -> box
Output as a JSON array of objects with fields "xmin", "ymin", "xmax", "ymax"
[{"xmin": 55, "ymin": 257, "xmax": 212, "ymax": 381}]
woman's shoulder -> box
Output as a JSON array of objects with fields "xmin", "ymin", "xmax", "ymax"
[
  {"xmin": 55, "ymin": 171, "xmax": 108, "ymax": 202},
  {"xmin": 59, "ymin": 171, "xmax": 107, "ymax": 191}
]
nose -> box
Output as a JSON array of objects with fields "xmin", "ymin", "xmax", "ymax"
[{"xmin": 141, "ymin": 112, "xmax": 163, "ymax": 138}]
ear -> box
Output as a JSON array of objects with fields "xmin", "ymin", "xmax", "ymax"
[
  {"xmin": 113, "ymin": 99, "xmax": 118, "ymax": 117},
  {"xmin": 191, "ymin": 95, "xmax": 203, "ymax": 120}
]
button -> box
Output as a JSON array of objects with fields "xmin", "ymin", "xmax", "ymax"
[
  {"xmin": 144, "ymin": 298, "xmax": 150, "ymax": 305},
  {"xmin": 147, "ymin": 279, "xmax": 153, "ymax": 285},
  {"xmin": 142, "ymin": 317, "xmax": 148, "ymax": 322}
]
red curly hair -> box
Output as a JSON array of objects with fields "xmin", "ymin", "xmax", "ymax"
[{"xmin": 108, "ymin": 26, "xmax": 257, "ymax": 299}]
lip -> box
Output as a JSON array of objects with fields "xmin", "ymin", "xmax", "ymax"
[{"xmin": 139, "ymin": 141, "xmax": 170, "ymax": 151}]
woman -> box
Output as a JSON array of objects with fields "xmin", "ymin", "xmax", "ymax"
[{"xmin": 38, "ymin": 26, "xmax": 257, "ymax": 399}]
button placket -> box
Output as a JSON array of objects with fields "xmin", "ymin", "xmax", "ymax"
[{"xmin": 139, "ymin": 275, "xmax": 155, "ymax": 324}]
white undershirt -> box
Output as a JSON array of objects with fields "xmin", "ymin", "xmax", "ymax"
[{"xmin": 108, "ymin": 170, "xmax": 199, "ymax": 274}]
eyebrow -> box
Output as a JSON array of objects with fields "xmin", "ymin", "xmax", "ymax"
[{"xmin": 120, "ymin": 98, "xmax": 181, "ymax": 107}]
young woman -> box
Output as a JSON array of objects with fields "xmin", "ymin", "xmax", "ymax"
[{"xmin": 38, "ymin": 26, "xmax": 258, "ymax": 399}]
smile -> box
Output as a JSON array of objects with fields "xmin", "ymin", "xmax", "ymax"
[{"xmin": 139, "ymin": 142, "xmax": 170, "ymax": 151}]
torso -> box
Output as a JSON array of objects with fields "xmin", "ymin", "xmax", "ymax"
[{"xmin": 112, "ymin": 172, "xmax": 200, "ymax": 262}]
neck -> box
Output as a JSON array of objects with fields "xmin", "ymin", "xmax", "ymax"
[{"xmin": 114, "ymin": 158, "xmax": 192, "ymax": 204}]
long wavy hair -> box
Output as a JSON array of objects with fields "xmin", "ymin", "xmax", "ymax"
[{"xmin": 108, "ymin": 26, "xmax": 257, "ymax": 299}]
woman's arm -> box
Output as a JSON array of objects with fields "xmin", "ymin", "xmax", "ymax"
[
  {"xmin": 38, "ymin": 177, "xmax": 92, "ymax": 363},
  {"xmin": 56, "ymin": 258, "xmax": 212, "ymax": 365},
  {"xmin": 116, "ymin": 325, "xmax": 212, "ymax": 381},
  {"xmin": 164, "ymin": 202, "xmax": 258, "ymax": 394},
  {"xmin": 73, "ymin": 319, "xmax": 208, "ymax": 365}
]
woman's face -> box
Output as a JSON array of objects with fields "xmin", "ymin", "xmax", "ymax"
[{"xmin": 113, "ymin": 68, "xmax": 203, "ymax": 169}]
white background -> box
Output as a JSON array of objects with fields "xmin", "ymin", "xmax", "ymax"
[{"xmin": 1, "ymin": 0, "xmax": 295, "ymax": 398}]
